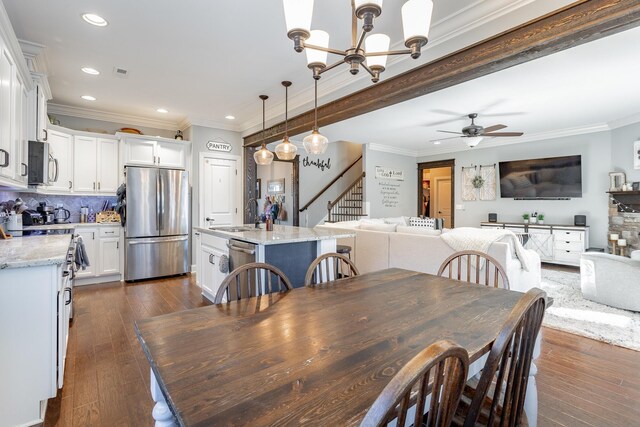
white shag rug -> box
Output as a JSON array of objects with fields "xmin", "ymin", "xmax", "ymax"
[{"xmin": 539, "ymin": 269, "xmax": 640, "ymax": 352}]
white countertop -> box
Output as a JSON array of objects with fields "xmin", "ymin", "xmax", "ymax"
[
  {"xmin": 0, "ymin": 234, "xmax": 73, "ymax": 269},
  {"xmin": 24, "ymin": 222, "xmax": 121, "ymax": 230},
  {"xmin": 194, "ymin": 225, "xmax": 355, "ymax": 245}
]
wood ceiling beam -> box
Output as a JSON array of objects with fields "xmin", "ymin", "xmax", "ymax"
[{"xmin": 243, "ymin": 0, "xmax": 640, "ymax": 147}]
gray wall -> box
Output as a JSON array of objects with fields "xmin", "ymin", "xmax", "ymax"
[
  {"xmin": 364, "ymin": 146, "xmax": 418, "ymax": 218},
  {"xmin": 297, "ymin": 141, "xmax": 363, "ymax": 226},
  {"xmin": 611, "ymin": 121, "xmax": 640, "ymax": 182},
  {"xmin": 53, "ymin": 114, "xmax": 176, "ymax": 139},
  {"xmin": 417, "ymin": 132, "xmax": 612, "ymax": 248}
]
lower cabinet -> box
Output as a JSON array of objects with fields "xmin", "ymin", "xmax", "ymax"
[
  {"xmin": 196, "ymin": 232, "xmax": 229, "ymax": 301},
  {"xmin": 75, "ymin": 226, "xmax": 122, "ymax": 284}
]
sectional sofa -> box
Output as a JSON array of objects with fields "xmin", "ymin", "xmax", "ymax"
[{"xmin": 316, "ymin": 217, "xmax": 542, "ymax": 293}]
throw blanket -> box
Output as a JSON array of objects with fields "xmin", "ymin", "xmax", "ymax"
[{"xmin": 440, "ymin": 227, "xmax": 531, "ymax": 271}]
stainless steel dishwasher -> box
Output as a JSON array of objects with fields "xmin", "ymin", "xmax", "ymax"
[{"xmin": 226, "ymin": 239, "xmax": 257, "ymax": 300}]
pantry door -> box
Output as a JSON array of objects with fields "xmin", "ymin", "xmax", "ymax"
[{"xmin": 200, "ymin": 154, "xmax": 242, "ymax": 228}]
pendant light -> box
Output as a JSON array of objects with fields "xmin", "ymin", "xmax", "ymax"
[
  {"xmin": 253, "ymin": 95, "xmax": 274, "ymax": 166},
  {"xmin": 303, "ymin": 79, "xmax": 328, "ymax": 155},
  {"xmin": 275, "ymin": 81, "xmax": 298, "ymax": 160}
]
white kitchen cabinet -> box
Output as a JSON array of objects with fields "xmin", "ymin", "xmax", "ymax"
[
  {"xmin": 35, "ymin": 83, "xmax": 48, "ymax": 142},
  {"xmin": 44, "ymin": 129, "xmax": 73, "ymax": 193},
  {"xmin": 75, "ymin": 226, "xmax": 122, "ymax": 284},
  {"xmin": 197, "ymin": 232, "xmax": 229, "ymax": 301},
  {"xmin": 0, "ymin": 45, "xmax": 16, "ymax": 181},
  {"xmin": 194, "ymin": 230, "xmax": 201, "ymax": 286},
  {"xmin": 98, "ymin": 237, "xmax": 120, "ymax": 275},
  {"xmin": 121, "ymin": 136, "xmax": 188, "ymax": 169},
  {"xmin": 75, "ymin": 228, "xmax": 98, "ymax": 278},
  {"xmin": 73, "ymin": 135, "xmax": 118, "ymax": 194}
]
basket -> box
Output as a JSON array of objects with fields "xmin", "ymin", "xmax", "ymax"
[{"xmin": 96, "ymin": 211, "xmax": 121, "ymax": 223}]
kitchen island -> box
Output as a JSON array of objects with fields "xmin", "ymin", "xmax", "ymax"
[{"xmin": 193, "ymin": 225, "xmax": 355, "ymax": 301}]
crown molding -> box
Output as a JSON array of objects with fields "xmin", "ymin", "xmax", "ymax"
[
  {"xmin": 187, "ymin": 116, "xmax": 242, "ymax": 133},
  {"xmin": 31, "ymin": 72, "xmax": 52, "ymax": 100},
  {"xmin": 608, "ymin": 112, "xmax": 640, "ymax": 130},
  {"xmin": 368, "ymin": 143, "xmax": 418, "ymax": 158},
  {"xmin": 18, "ymin": 39, "xmax": 49, "ymax": 75},
  {"xmin": 47, "ymin": 103, "xmax": 179, "ymax": 131},
  {"xmin": 0, "ymin": 2, "xmax": 34, "ymax": 91},
  {"xmin": 415, "ymin": 123, "xmax": 611, "ymax": 158}
]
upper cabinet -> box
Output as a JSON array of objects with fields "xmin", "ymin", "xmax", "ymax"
[
  {"xmin": 44, "ymin": 129, "xmax": 73, "ymax": 193},
  {"xmin": 121, "ymin": 136, "xmax": 189, "ymax": 170},
  {"xmin": 73, "ymin": 135, "xmax": 118, "ymax": 194}
]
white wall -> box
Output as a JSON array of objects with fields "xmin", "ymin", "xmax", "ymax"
[
  {"xmin": 417, "ymin": 132, "xmax": 612, "ymax": 248},
  {"xmin": 297, "ymin": 141, "xmax": 362, "ymax": 226},
  {"xmin": 364, "ymin": 146, "xmax": 418, "ymax": 218},
  {"xmin": 611, "ymin": 121, "xmax": 640, "ymax": 183}
]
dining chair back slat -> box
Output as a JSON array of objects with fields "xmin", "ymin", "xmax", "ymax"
[
  {"xmin": 361, "ymin": 340, "xmax": 469, "ymax": 427},
  {"xmin": 438, "ymin": 250, "xmax": 510, "ymax": 290},
  {"xmin": 305, "ymin": 252, "xmax": 360, "ymax": 286},
  {"xmin": 214, "ymin": 262, "xmax": 292, "ymax": 304}
]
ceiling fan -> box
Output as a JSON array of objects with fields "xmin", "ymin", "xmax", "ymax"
[{"xmin": 433, "ymin": 113, "xmax": 524, "ymax": 147}]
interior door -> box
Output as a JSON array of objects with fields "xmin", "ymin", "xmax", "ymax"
[
  {"xmin": 159, "ymin": 168, "xmax": 189, "ymax": 236},
  {"xmin": 433, "ymin": 177, "xmax": 452, "ymax": 227},
  {"xmin": 201, "ymin": 157, "xmax": 236, "ymax": 227}
]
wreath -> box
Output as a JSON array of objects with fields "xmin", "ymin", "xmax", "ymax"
[{"xmin": 472, "ymin": 175, "xmax": 485, "ymax": 189}]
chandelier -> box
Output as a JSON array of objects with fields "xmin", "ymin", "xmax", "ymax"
[{"xmin": 283, "ymin": 0, "xmax": 434, "ymax": 83}]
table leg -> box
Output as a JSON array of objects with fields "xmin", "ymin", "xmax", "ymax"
[{"xmin": 150, "ymin": 368, "xmax": 177, "ymax": 427}]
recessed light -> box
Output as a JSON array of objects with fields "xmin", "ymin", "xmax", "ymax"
[
  {"xmin": 81, "ymin": 95, "xmax": 96, "ymax": 101},
  {"xmin": 433, "ymin": 141, "xmax": 442, "ymax": 145},
  {"xmin": 81, "ymin": 67, "xmax": 100, "ymax": 75},
  {"xmin": 82, "ymin": 13, "xmax": 108, "ymax": 27},
  {"xmin": 157, "ymin": 108, "xmax": 169, "ymax": 113},
  {"xmin": 225, "ymin": 115, "xmax": 236, "ymax": 120}
]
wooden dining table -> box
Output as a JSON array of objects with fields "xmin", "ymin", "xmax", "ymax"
[{"xmin": 135, "ymin": 268, "xmax": 529, "ymax": 427}]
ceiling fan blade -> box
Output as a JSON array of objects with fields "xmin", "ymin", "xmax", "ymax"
[
  {"xmin": 437, "ymin": 130, "xmax": 464, "ymax": 135},
  {"xmin": 484, "ymin": 132, "xmax": 524, "ymax": 137},
  {"xmin": 431, "ymin": 109, "xmax": 466, "ymax": 117},
  {"xmin": 421, "ymin": 117, "xmax": 467, "ymax": 127},
  {"xmin": 429, "ymin": 136, "xmax": 461, "ymax": 142},
  {"xmin": 482, "ymin": 124, "xmax": 507, "ymax": 133}
]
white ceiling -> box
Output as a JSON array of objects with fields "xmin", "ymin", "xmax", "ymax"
[
  {"xmin": 3, "ymin": 0, "xmax": 575, "ymax": 133},
  {"xmin": 317, "ymin": 25, "xmax": 640, "ymax": 156}
]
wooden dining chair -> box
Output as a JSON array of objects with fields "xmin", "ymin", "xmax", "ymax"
[
  {"xmin": 360, "ymin": 340, "xmax": 469, "ymax": 427},
  {"xmin": 213, "ymin": 262, "xmax": 292, "ymax": 304},
  {"xmin": 304, "ymin": 252, "xmax": 359, "ymax": 286},
  {"xmin": 437, "ymin": 250, "xmax": 510, "ymax": 290},
  {"xmin": 453, "ymin": 288, "xmax": 547, "ymax": 427}
]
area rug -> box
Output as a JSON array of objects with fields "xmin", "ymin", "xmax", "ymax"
[{"xmin": 538, "ymin": 269, "xmax": 640, "ymax": 352}]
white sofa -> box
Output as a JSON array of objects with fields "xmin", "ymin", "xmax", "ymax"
[
  {"xmin": 580, "ymin": 252, "xmax": 640, "ymax": 312},
  {"xmin": 317, "ymin": 219, "xmax": 541, "ymax": 293}
]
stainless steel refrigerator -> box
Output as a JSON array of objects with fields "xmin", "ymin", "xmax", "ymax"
[{"xmin": 125, "ymin": 167, "xmax": 190, "ymax": 281}]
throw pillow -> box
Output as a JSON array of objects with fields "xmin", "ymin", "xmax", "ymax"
[
  {"xmin": 360, "ymin": 223, "xmax": 398, "ymax": 232},
  {"xmin": 384, "ymin": 216, "xmax": 408, "ymax": 226},
  {"xmin": 397, "ymin": 225, "xmax": 442, "ymax": 236},
  {"xmin": 409, "ymin": 216, "xmax": 436, "ymax": 229}
]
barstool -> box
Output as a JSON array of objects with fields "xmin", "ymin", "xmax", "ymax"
[{"xmin": 336, "ymin": 244, "xmax": 352, "ymax": 260}]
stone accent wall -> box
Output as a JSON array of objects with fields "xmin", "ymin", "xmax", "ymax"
[{"xmin": 608, "ymin": 200, "xmax": 640, "ymax": 254}]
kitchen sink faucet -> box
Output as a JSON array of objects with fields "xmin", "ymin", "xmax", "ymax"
[{"xmin": 245, "ymin": 198, "xmax": 260, "ymax": 228}]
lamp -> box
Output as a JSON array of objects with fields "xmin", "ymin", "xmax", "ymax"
[
  {"xmin": 284, "ymin": 0, "xmax": 434, "ymax": 83},
  {"xmin": 275, "ymin": 81, "xmax": 298, "ymax": 160},
  {"xmin": 253, "ymin": 95, "xmax": 274, "ymax": 166},
  {"xmin": 466, "ymin": 136, "xmax": 483, "ymax": 148},
  {"xmin": 303, "ymin": 79, "xmax": 328, "ymax": 154}
]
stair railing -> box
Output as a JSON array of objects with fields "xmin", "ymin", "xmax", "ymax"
[
  {"xmin": 327, "ymin": 172, "xmax": 366, "ymax": 223},
  {"xmin": 299, "ymin": 155, "xmax": 362, "ymax": 213}
]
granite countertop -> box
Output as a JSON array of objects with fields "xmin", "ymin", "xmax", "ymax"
[
  {"xmin": 194, "ymin": 225, "xmax": 355, "ymax": 245},
  {"xmin": 24, "ymin": 222, "xmax": 121, "ymax": 231},
  {"xmin": 0, "ymin": 234, "xmax": 73, "ymax": 269}
]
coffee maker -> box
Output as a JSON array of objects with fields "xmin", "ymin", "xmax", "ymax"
[{"xmin": 36, "ymin": 202, "xmax": 55, "ymax": 224}]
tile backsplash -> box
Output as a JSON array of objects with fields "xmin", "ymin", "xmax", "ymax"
[{"xmin": 0, "ymin": 191, "xmax": 116, "ymax": 223}]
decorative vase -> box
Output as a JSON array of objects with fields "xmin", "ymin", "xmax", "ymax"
[
  {"xmin": 530, "ymin": 217, "xmax": 537, "ymax": 224},
  {"xmin": 538, "ymin": 220, "xmax": 544, "ymax": 225},
  {"xmin": 523, "ymin": 219, "xmax": 529, "ymax": 224}
]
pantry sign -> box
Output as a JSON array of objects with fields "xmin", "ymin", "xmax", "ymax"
[
  {"xmin": 375, "ymin": 166, "xmax": 404, "ymax": 181},
  {"xmin": 207, "ymin": 139, "xmax": 233, "ymax": 152}
]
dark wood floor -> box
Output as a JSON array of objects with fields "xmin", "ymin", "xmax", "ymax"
[{"xmin": 44, "ymin": 273, "xmax": 640, "ymax": 426}]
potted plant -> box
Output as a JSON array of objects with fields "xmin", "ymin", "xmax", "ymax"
[
  {"xmin": 538, "ymin": 213, "xmax": 545, "ymax": 224},
  {"xmin": 530, "ymin": 212, "xmax": 537, "ymax": 224},
  {"xmin": 522, "ymin": 213, "xmax": 530, "ymax": 224}
]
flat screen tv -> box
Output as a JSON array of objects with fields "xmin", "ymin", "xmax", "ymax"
[{"xmin": 499, "ymin": 155, "xmax": 582, "ymax": 199}]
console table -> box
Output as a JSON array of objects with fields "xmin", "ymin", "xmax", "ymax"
[{"xmin": 481, "ymin": 222, "xmax": 589, "ymax": 266}]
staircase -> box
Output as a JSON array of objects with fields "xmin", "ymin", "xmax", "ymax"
[{"xmin": 326, "ymin": 172, "xmax": 367, "ymax": 223}]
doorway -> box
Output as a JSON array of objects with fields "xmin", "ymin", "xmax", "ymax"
[
  {"xmin": 418, "ymin": 160, "xmax": 455, "ymax": 228},
  {"xmin": 256, "ymin": 159, "xmax": 299, "ymax": 226}
]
